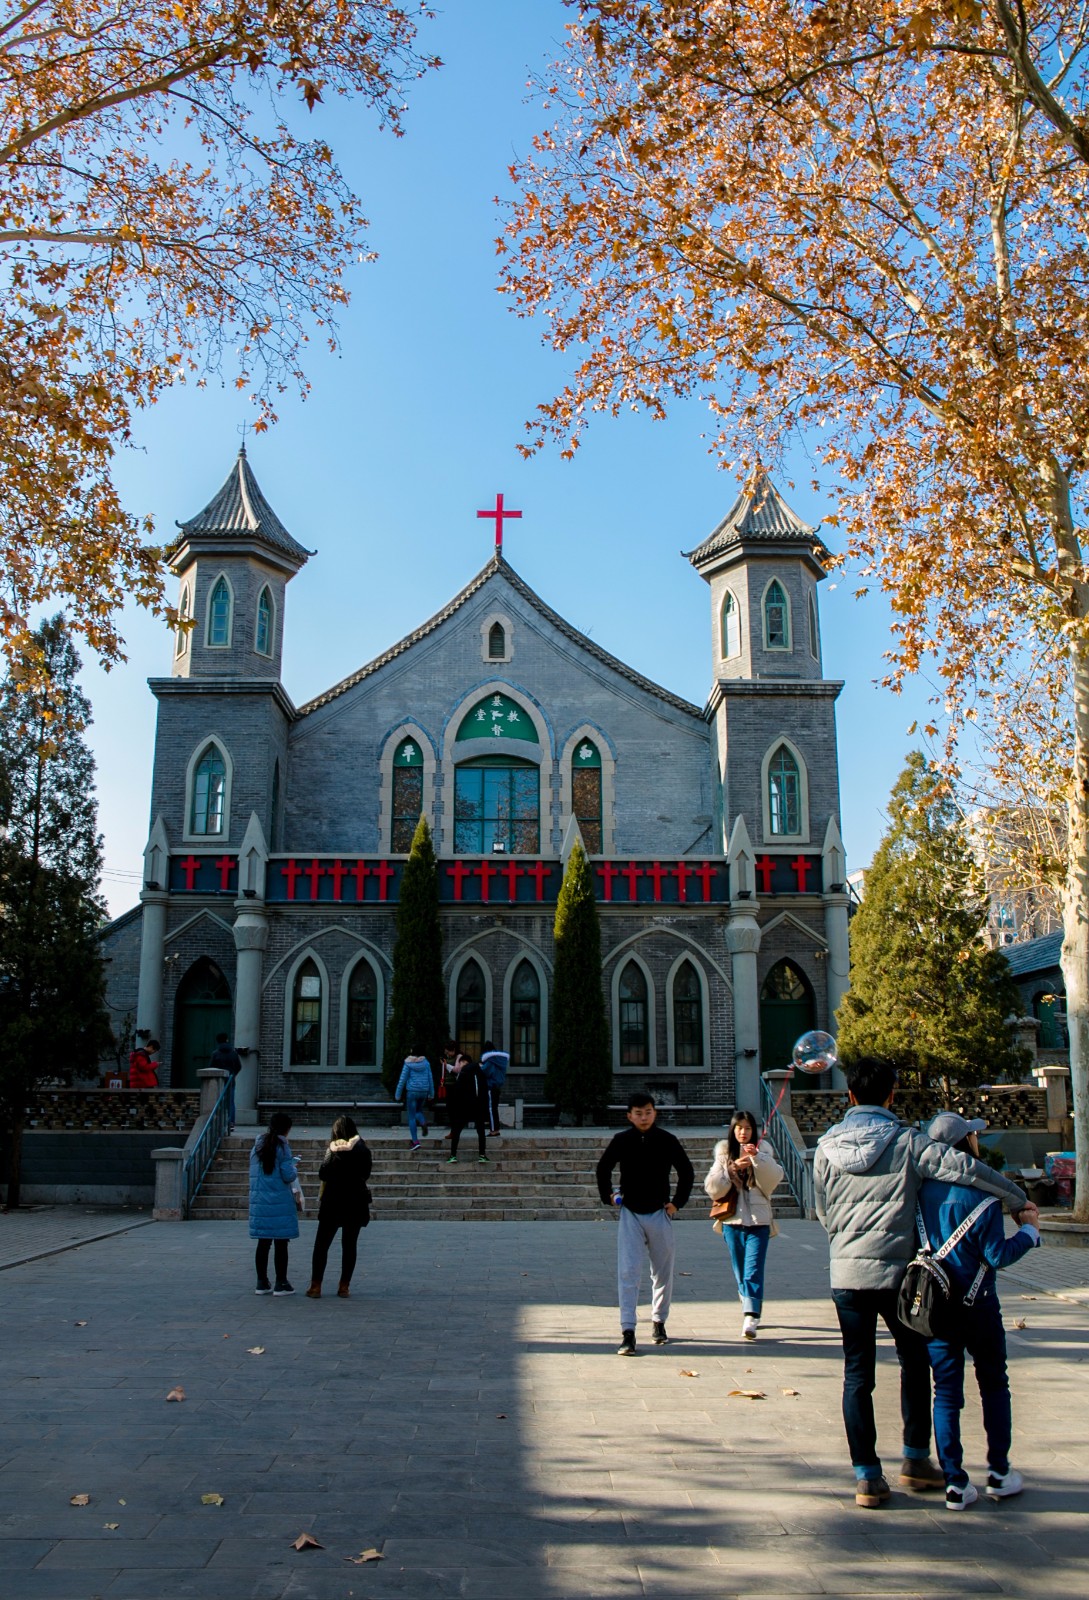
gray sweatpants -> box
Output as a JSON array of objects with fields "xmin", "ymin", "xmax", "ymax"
[{"xmin": 617, "ymin": 1206, "xmax": 675, "ymax": 1330}]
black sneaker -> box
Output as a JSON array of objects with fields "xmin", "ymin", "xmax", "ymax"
[
  {"xmin": 273, "ymin": 1280, "xmax": 294, "ymax": 1296},
  {"xmin": 419, "ymin": 1122, "xmax": 428, "ymax": 1138},
  {"xmin": 255, "ymin": 1278, "xmax": 273, "ymax": 1295},
  {"xmin": 617, "ymin": 1329, "xmax": 637, "ymax": 1356},
  {"xmin": 855, "ymin": 1475, "xmax": 891, "ymax": 1509},
  {"xmin": 652, "ymin": 1321, "xmax": 668, "ymax": 1344}
]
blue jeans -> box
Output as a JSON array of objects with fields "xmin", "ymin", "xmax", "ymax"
[
  {"xmin": 722, "ymin": 1224, "xmax": 770, "ymax": 1316},
  {"xmin": 406, "ymin": 1093, "xmax": 429, "ymax": 1141},
  {"xmin": 927, "ymin": 1287, "xmax": 1011, "ymax": 1487},
  {"xmin": 832, "ymin": 1285, "xmax": 932, "ymax": 1475}
]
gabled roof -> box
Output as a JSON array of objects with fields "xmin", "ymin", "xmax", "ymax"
[
  {"xmin": 170, "ymin": 448, "xmax": 311, "ymax": 566},
  {"xmin": 298, "ymin": 554, "xmax": 703, "ymax": 719},
  {"xmin": 1002, "ymin": 930, "xmax": 1063, "ymax": 979},
  {"xmin": 684, "ymin": 465, "xmax": 828, "ymax": 570}
]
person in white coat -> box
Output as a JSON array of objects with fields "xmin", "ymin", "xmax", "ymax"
[{"xmin": 704, "ymin": 1109, "xmax": 783, "ymax": 1339}]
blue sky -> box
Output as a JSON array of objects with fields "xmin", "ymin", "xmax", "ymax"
[{"xmin": 87, "ymin": 1, "xmax": 936, "ymax": 917}]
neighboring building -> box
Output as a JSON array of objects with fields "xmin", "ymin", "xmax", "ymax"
[
  {"xmin": 101, "ymin": 454, "xmax": 851, "ymax": 1122},
  {"xmin": 1003, "ymin": 931, "xmax": 1068, "ymax": 1052}
]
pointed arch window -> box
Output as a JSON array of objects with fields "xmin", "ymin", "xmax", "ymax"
[
  {"xmin": 618, "ymin": 961, "xmax": 649, "ymax": 1066},
  {"xmin": 208, "ymin": 577, "xmax": 232, "ymax": 647},
  {"xmin": 720, "ymin": 591, "xmax": 741, "ymax": 659},
  {"xmin": 290, "ymin": 959, "xmax": 323, "ymax": 1066},
  {"xmin": 456, "ymin": 960, "xmax": 486, "ymax": 1059},
  {"xmin": 392, "ymin": 738, "xmax": 424, "ymax": 852},
  {"xmin": 808, "ymin": 591, "xmax": 819, "ymax": 660},
  {"xmin": 488, "ymin": 621, "xmax": 506, "ymax": 659},
  {"xmin": 190, "ymin": 744, "xmax": 227, "ymax": 835},
  {"xmin": 763, "ymin": 579, "xmax": 790, "ymax": 650},
  {"xmin": 346, "ymin": 960, "xmax": 378, "ymax": 1066},
  {"xmin": 255, "ymin": 586, "xmax": 273, "ymax": 656},
  {"xmin": 510, "ymin": 960, "xmax": 540, "ymax": 1068},
  {"xmin": 572, "ymin": 740, "xmax": 602, "ymax": 854},
  {"xmin": 175, "ymin": 585, "xmax": 191, "ymax": 658},
  {"xmin": 672, "ymin": 960, "xmax": 703, "ymax": 1067},
  {"xmin": 768, "ymin": 743, "xmax": 801, "ymax": 836}
]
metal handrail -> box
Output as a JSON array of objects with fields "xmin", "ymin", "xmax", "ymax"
[
  {"xmin": 183, "ymin": 1077, "xmax": 232, "ymax": 1216},
  {"xmin": 760, "ymin": 1075, "xmax": 815, "ymax": 1216}
]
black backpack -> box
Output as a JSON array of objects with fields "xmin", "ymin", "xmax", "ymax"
[{"xmin": 897, "ymin": 1197, "xmax": 995, "ymax": 1339}]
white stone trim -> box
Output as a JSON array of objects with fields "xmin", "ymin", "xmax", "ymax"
[
  {"xmin": 556, "ymin": 724, "xmax": 616, "ymax": 857},
  {"xmin": 760, "ymin": 575, "xmax": 792, "ymax": 652},
  {"xmin": 175, "ymin": 581, "xmax": 191, "ymax": 660},
  {"xmin": 204, "ymin": 570, "xmax": 235, "ymax": 649},
  {"xmin": 502, "ymin": 948, "xmax": 549, "ymax": 1075},
  {"xmin": 182, "ymin": 735, "xmax": 234, "ymax": 843},
  {"xmin": 440, "ymin": 682, "xmax": 554, "ymax": 856},
  {"xmin": 338, "ymin": 947, "xmax": 386, "ymax": 1069},
  {"xmin": 807, "ymin": 588, "xmax": 820, "ymax": 663},
  {"xmin": 480, "ymin": 610, "xmax": 514, "ymax": 665},
  {"xmin": 609, "ymin": 948, "xmax": 657, "ymax": 1075},
  {"xmin": 378, "ymin": 723, "xmax": 438, "ymax": 853},
  {"xmin": 664, "ymin": 951, "xmax": 711, "ymax": 1071},
  {"xmin": 760, "ymin": 734, "xmax": 810, "ymax": 845},
  {"xmin": 254, "ymin": 583, "xmax": 276, "ymax": 658},
  {"xmin": 282, "ymin": 946, "xmax": 331, "ymax": 1072}
]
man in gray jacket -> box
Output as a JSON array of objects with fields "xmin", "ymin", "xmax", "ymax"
[{"xmin": 813, "ymin": 1057, "xmax": 1027, "ymax": 1510}]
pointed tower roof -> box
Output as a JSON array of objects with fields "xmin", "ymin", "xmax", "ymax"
[
  {"xmin": 168, "ymin": 447, "xmax": 312, "ymax": 570},
  {"xmin": 684, "ymin": 465, "xmax": 828, "ymax": 574}
]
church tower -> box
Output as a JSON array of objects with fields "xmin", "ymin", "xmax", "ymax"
[{"xmin": 686, "ymin": 468, "xmax": 849, "ymax": 1105}]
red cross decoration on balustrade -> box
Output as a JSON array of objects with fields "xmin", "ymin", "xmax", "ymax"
[
  {"xmin": 525, "ymin": 861, "xmax": 552, "ymax": 901},
  {"xmin": 280, "ymin": 859, "xmax": 303, "ymax": 901},
  {"xmin": 475, "ymin": 859, "xmax": 498, "ymax": 903},
  {"xmin": 596, "ymin": 861, "xmax": 620, "ymax": 902},
  {"xmin": 500, "ymin": 860, "xmax": 524, "ymax": 900},
  {"xmin": 214, "ymin": 855, "xmax": 236, "ymax": 893},
  {"xmin": 791, "ymin": 854, "xmax": 813, "ymax": 892},
  {"xmin": 327, "ymin": 860, "xmax": 348, "ymax": 901},
  {"xmin": 349, "ymin": 861, "xmax": 370, "ymax": 900},
  {"xmin": 304, "ymin": 859, "xmax": 325, "ymax": 899},
  {"xmin": 179, "ymin": 855, "xmax": 202, "ymax": 891},
  {"xmin": 373, "ymin": 861, "xmax": 396, "ymax": 901},
  {"xmin": 619, "ymin": 861, "xmax": 643, "ymax": 900},
  {"xmin": 446, "ymin": 861, "xmax": 472, "ymax": 901},
  {"xmin": 754, "ymin": 855, "xmax": 775, "ymax": 895},
  {"xmin": 477, "ymin": 492, "xmax": 522, "ymax": 554}
]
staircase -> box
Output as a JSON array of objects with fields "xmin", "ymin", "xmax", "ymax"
[{"xmin": 189, "ymin": 1131, "xmax": 800, "ymax": 1222}]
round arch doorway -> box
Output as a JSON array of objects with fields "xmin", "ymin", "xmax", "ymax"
[
  {"xmin": 759, "ymin": 959, "xmax": 818, "ymax": 1086},
  {"xmin": 172, "ymin": 958, "xmax": 232, "ymax": 1089}
]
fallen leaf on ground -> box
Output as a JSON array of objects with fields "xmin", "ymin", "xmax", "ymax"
[
  {"xmin": 103, "ymin": 1522, "xmax": 119, "ymax": 1530},
  {"xmin": 165, "ymin": 1387, "xmax": 186, "ymax": 1402},
  {"xmin": 1013, "ymin": 1318, "xmax": 1027, "ymax": 1329},
  {"xmin": 70, "ymin": 1494, "xmax": 90, "ymax": 1506},
  {"xmin": 726, "ymin": 1389, "xmax": 766, "ymax": 1400},
  {"xmin": 1020, "ymin": 1295, "xmax": 1037, "ymax": 1301},
  {"xmin": 291, "ymin": 1532, "xmax": 323, "ymax": 1550},
  {"xmin": 118, "ymin": 1499, "xmax": 126, "ymax": 1506},
  {"xmin": 343, "ymin": 1549, "xmax": 384, "ymax": 1564},
  {"xmin": 495, "ymin": 1413, "xmax": 507, "ymax": 1419},
  {"xmin": 679, "ymin": 1370, "xmax": 699, "ymax": 1378},
  {"xmin": 678, "ymin": 1271, "xmax": 692, "ymax": 1277},
  {"xmin": 247, "ymin": 1346, "xmax": 265, "ymax": 1355},
  {"xmin": 74, "ymin": 1321, "xmax": 87, "ymax": 1327},
  {"xmin": 781, "ymin": 1388, "xmax": 800, "ymax": 1396},
  {"xmin": 201, "ymin": 1493, "xmax": 225, "ymax": 1507}
]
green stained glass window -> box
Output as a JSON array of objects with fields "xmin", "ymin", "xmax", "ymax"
[
  {"xmin": 572, "ymin": 739, "xmax": 602, "ymax": 853},
  {"xmin": 768, "ymin": 744, "xmax": 801, "ymax": 836},
  {"xmin": 256, "ymin": 587, "xmax": 273, "ymax": 656},
  {"xmin": 191, "ymin": 744, "xmax": 226, "ymax": 835},
  {"xmin": 672, "ymin": 960, "xmax": 703, "ymax": 1067},
  {"xmin": 291, "ymin": 959, "xmax": 322, "ymax": 1066},
  {"xmin": 392, "ymin": 738, "xmax": 424, "ymax": 852},
  {"xmin": 511, "ymin": 960, "xmax": 540, "ymax": 1068},
  {"xmin": 208, "ymin": 577, "xmax": 232, "ymax": 647},
  {"xmin": 764, "ymin": 580, "xmax": 789, "ymax": 650}
]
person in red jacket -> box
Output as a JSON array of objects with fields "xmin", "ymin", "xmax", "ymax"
[{"xmin": 128, "ymin": 1039, "xmax": 160, "ymax": 1089}]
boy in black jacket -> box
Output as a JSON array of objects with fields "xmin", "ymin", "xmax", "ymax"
[{"xmin": 596, "ymin": 1092, "xmax": 694, "ymax": 1355}]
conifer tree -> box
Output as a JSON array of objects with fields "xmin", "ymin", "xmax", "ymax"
[
  {"xmin": 546, "ymin": 842, "xmax": 610, "ymax": 1122},
  {"xmin": 382, "ymin": 816, "xmax": 445, "ymax": 1095},
  {"xmin": 837, "ymin": 753, "xmax": 1025, "ymax": 1104}
]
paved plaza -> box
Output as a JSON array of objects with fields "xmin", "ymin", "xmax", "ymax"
[{"xmin": 0, "ymin": 1210, "xmax": 1086, "ymax": 1600}]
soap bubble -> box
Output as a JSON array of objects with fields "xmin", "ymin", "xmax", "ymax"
[{"xmin": 792, "ymin": 1030, "xmax": 837, "ymax": 1075}]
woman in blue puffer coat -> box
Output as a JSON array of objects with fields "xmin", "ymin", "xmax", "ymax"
[
  {"xmin": 249, "ymin": 1111, "xmax": 299, "ymax": 1295},
  {"xmin": 395, "ymin": 1045, "xmax": 434, "ymax": 1149}
]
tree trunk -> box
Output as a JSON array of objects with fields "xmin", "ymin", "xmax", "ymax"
[
  {"xmin": 1061, "ymin": 639, "xmax": 1089, "ymax": 1223},
  {"xmin": 3, "ymin": 1116, "xmax": 25, "ymax": 1210}
]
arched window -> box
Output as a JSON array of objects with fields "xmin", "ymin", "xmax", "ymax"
[
  {"xmin": 720, "ymin": 591, "xmax": 741, "ymax": 659},
  {"xmin": 572, "ymin": 740, "xmax": 602, "ymax": 853},
  {"xmin": 672, "ymin": 960, "xmax": 703, "ymax": 1067},
  {"xmin": 510, "ymin": 960, "xmax": 540, "ymax": 1068},
  {"xmin": 190, "ymin": 744, "xmax": 227, "ymax": 835},
  {"xmin": 618, "ymin": 961, "xmax": 649, "ymax": 1066},
  {"xmin": 208, "ymin": 576, "xmax": 232, "ymax": 647},
  {"xmin": 346, "ymin": 960, "xmax": 378, "ymax": 1066},
  {"xmin": 455, "ymin": 759, "xmax": 539, "ymax": 853},
  {"xmin": 808, "ymin": 591, "xmax": 819, "ymax": 660},
  {"xmin": 763, "ymin": 579, "xmax": 790, "ymax": 650},
  {"xmin": 255, "ymin": 586, "xmax": 273, "ymax": 656},
  {"xmin": 768, "ymin": 743, "xmax": 801, "ymax": 836},
  {"xmin": 456, "ymin": 960, "xmax": 486, "ymax": 1059},
  {"xmin": 290, "ymin": 958, "xmax": 323, "ymax": 1066},
  {"xmin": 488, "ymin": 621, "xmax": 506, "ymax": 659},
  {"xmin": 392, "ymin": 738, "xmax": 424, "ymax": 852},
  {"xmin": 175, "ymin": 585, "xmax": 191, "ymax": 658}
]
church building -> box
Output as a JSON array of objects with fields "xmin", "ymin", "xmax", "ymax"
[{"xmin": 102, "ymin": 451, "xmax": 851, "ymax": 1123}]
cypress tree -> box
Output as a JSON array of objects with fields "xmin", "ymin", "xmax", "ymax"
[
  {"xmin": 545, "ymin": 841, "xmax": 610, "ymax": 1121},
  {"xmin": 837, "ymin": 752, "xmax": 1025, "ymax": 1103},
  {"xmin": 382, "ymin": 816, "xmax": 445, "ymax": 1095}
]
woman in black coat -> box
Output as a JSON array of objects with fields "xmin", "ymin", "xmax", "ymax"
[
  {"xmin": 306, "ymin": 1116, "xmax": 372, "ymax": 1298},
  {"xmin": 446, "ymin": 1053, "xmax": 489, "ymax": 1163}
]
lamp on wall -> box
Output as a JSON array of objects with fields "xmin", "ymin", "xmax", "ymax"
[{"xmin": 492, "ymin": 840, "xmax": 507, "ymax": 853}]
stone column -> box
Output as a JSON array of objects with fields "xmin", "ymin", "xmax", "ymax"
[
  {"xmin": 136, "ymin": 893, "xmax": 168, "ymax": 1042},
  {"xmin": 232, "ymin": 907, "xmax": 269, "ymax": 1127},
  {"xmin": 197, "ymin": 1067, "xmax": 230, "ymax": 1116},
  {"xmin": 823, "ymin": 892, "xmax": 851, "ymax": 1090},
  {"xmin": 1033, "ymin": 1064, "xmax": 1072, "ymax": 1132},
  {"xmin": 725, "ymin": 911, "xmax": 762, "ymax": 1112},
  {"xmin": 151, "ymin": 1147, "xmax": 185, "ymax": 1221},
  {"xmin": 763, "ymin": 1068, "xmax": 793, "ymax": 1122}
]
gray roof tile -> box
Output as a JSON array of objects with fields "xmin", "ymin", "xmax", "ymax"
[
  {"xmin": 685, "ymin": 466, "xmax": 827, "ymax": 567},
  {"xmin": 171, "ymin": 448, "xmax": 311, "ymax": 565},
  {"xmin": 1002, "ymin": 930, "xmax": 1063, "ymax": 978}
]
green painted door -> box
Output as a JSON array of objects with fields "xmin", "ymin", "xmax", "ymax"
[
  {"xmin": 760, "ymin": 960, "xmax": 817, "ymax": 1082},
  {"xmin": 172, "ymin": 959, "xmax": 233, "ymax": 1089}
]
